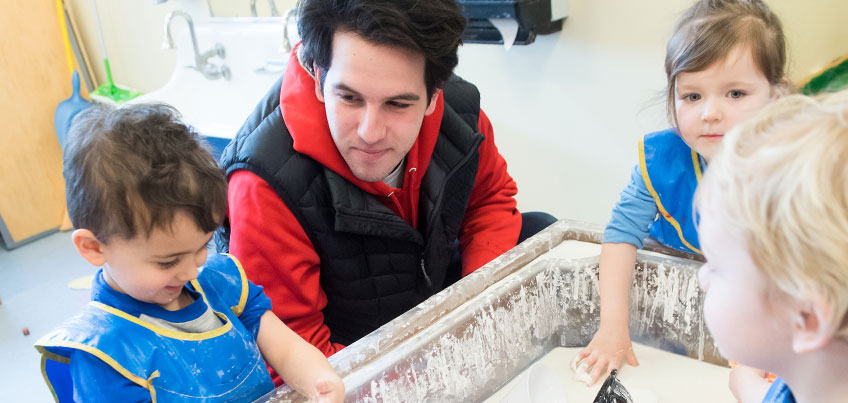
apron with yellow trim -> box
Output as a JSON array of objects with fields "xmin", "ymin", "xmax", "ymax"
[
  {"xmin": 34, "ymin": 253, "xmax": 274, "ymax": 402},
  {"xmin": 639, "ymin": 129, "xmax": 703, "ymax": 254}
]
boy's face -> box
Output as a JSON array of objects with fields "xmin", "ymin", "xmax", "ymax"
[
  {"xmin": 674, "ymin": 45, "xmax": 773, "ymax": 162},
  {"xmin": 315, "ymin": 30, "xmax": 439, "ymax": 183},
  {"xmin": 697, "ymin": 202, "xmax": 793, "ymax": 369},
  {"xmin": 100, "ymin": 211, "xmax": 212, "ymax": 311}
]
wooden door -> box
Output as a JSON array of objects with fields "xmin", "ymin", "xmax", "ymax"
[{"xmin": 0, "ymin": 1, "xmax": 74, "ymax": 248}]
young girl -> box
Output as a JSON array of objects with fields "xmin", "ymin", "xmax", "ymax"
[{"xmin": 576, "ymin": 0, "xmax": 790, "ymax": 385}]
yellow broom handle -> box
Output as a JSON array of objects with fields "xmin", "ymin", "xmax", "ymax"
[{"xmin": 56, "ymin": 0, "xmax": 75, "ymax": 77}]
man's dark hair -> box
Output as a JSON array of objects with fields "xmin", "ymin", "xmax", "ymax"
[
  {"xmin": 297, "ymin": 0, "xmax": 466, "ymax": 101},
  {"xmin": 63, "ymin": 103, "xmax": 227, "ymax": 243}
]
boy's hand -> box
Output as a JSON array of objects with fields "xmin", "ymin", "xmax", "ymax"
[
  {"xmin": 311, "ymin": 374, "xmax": 345, "ymax": 403},
  {"xmin": 574, "ymin": 325, "xmax": 639, "ymax": 386},
  {"xmin": 728, "ymin": 364, "xmax": 771, "ymax": 403}
]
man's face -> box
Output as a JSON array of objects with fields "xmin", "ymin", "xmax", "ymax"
[{"xmin": 315, "ymin": 30, "xmax": 438, "ymax": 183}]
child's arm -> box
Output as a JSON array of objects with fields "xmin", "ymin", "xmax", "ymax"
[
  {"xmin": 256, "ymin": 310, "xmax": 345, "ymax": 403},
  {"xmin": 729, "ymin": 365, "xmax": 772, "ymax": 403},
  {"xmin": 575, "ymin": 165, "xmax": 656, "ymax": 385},
  {"xmin": 576, "ymin": 243, "xmax": 640, "ymax": 385}
]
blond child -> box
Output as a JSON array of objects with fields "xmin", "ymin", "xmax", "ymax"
[
  {"xmin": 34, "ymin": 104, "xmax": 344, "ymax": 402},
  {"xmin": 694, "ymin": 91, "xmax": 848, "ymax": 402},
  {"xmin": 577, "ymin": 0, "xmax": 791, "ymax": 385}
]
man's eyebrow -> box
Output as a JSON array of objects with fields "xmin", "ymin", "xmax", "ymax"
[
  {"xmin": 335, "ymin": 83, "xmax": 421, "ymax": 102},
  {"xmin": 334, "ymin": 83, "xmax": 361, "ymax": 95}
]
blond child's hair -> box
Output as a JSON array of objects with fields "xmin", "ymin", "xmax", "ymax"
[{"xmin": 695, "ymin": 90, "xmax": 848, "ymax": 339}]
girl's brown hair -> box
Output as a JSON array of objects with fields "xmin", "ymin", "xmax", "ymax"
[{"xmin": 665, "ymin": 0, "xmax": 789, "ymax": 126}]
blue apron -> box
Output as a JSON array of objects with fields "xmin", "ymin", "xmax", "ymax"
[
  {"xmin": 34, "ymin": 253, "xmax": 274, "ymax": 402},
  {"xmin": 639, "ymin": 129, "xmax": 703, "ymax": 254}
]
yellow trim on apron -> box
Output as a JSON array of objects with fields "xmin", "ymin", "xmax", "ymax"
[
  {"xmin": 40, "ymin": 355, "xmax": 60, "ymax": 402},
  {"xmin": 222, "ymin": 253, "xmax": 249, "ymax": 316},
  {"xmin": 638, "ymin": 139, "xmax": 703, "ymax": 254},
  {"xmin": 691, "ymin": 149, "xmax": 703, "ymax": 181},
  {"xmin": 89, "ymin": 301, "xmax": 232, "ymax": 340},
  {"xmin": 35, "ymin": 341, "xmax": 157, "ymax": 401}
]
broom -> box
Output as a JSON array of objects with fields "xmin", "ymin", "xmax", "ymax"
[{"xmin": 89, "ymin": 0, "xmax": 141, "ymax": 103}]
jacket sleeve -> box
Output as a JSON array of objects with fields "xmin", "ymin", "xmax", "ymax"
[
  {"xmin": 458, "ymin": 109, "xmax": 522, "ymax": 276},
  {"xmin": 602, "ymin": 164, "xmax": 658, "ymax": 249},
  {"xmin": 227, "ymin": 170, "xmax": 345, "ymax": 358}
]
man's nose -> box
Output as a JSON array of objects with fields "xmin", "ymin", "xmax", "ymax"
[{"xmin": 357, "ymin": 105, "xmax": 386, "ymax": 144}]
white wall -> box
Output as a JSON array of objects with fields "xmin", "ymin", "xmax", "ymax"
[
  {"xmin": 67, "ymin": 0, "xmax": 848, "ymax": 225},
  {"xmin": 455, "ymin": 0, "xmax": 848, "ymax": 224}
]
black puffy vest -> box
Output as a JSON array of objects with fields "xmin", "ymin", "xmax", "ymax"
[{"xmin": 216, "ymin": 74, "xmax": 483, "ymax": 345}]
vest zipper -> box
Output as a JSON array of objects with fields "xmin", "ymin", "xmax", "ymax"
[{"xmin": 420, "ymin": 254, "xmax": 432, "ymax": 287}]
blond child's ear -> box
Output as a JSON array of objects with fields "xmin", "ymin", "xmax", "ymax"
[
  {"xmin": 72, "ymin": 229, "xmax": 106, "ymax": 267},
  {"xmin": 790, "ymin": 295, "xmax": 836, "ymax": 354},
  {"xmin": 770, "ymin": 78, "xmax": 794, "ymax": 99}
]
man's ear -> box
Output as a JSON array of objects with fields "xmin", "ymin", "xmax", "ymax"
[
  {"xmin": 314, "ymin": 64, "xmax": 325, "ymax": 103},
  {"xmin": 790, "ymin": 295, "xmax": 836, "ymax": 354},
  {"xmin": 72, "ymin": 229, "xmax": 107, "ymax": 267},
  {"xmin": 424, "ymin": 89, "xmax": 441, "ymax": 116}
]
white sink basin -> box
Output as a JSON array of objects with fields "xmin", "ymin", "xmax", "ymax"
[{"xmin": 132, "ymin": 17, "xmax": 289, "ymax": 156}]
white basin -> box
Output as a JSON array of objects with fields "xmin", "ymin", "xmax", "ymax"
[{"xmin": 132, "ymin": 17, "xmax": 289, "ymax": 156}]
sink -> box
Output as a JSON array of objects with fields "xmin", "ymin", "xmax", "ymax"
[
  {"xmin": 255, "ymin": 219, "xmax": 723, "ymax": 402},
  {"xmin": 132, "ymin": 17, "xmax": 288, "ymax": 159}
]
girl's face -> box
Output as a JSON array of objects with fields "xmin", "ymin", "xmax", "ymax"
[{"xmin": 674, "ymin": 45, "xmax": 774, "ymax": 162}]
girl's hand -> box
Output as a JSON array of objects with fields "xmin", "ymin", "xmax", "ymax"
[
  {"xmin": 311, "ymin": 372, "xmax": 345, "ymax": 403},
  {"xmin": 728, "ymin": 364, "xmax": 771, "ymax": 403},
  {"xmin": 574, "ymin": 325, "xmax": 639, "ymax": 386}
]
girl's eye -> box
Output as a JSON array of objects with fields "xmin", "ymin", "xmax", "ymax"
[
  {"xmin": 158, "ymin": 259, "xmax": 179, "ymax": 269},
  {"xmin": 728, "ymin": 90, "xmax": 745, "ymax": 99},
  {"xmin": 685, "ymin": 93, "xmax": 701, "ymax": 102}
]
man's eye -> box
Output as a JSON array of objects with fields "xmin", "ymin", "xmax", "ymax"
[
  {"xmin": 388, "ymin": 101, "xmax": 411, "ymax": 109},
  {"xmin": 338, "ymin": 94, "xmax": 357, "ymax": 103},
  {"xmin": 728, "ymin": 90, "xmax": 745, "ymax": 99}
]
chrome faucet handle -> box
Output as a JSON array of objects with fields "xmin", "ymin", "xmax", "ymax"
[
  {"xmin": 192, "ymin": 63, "xmax": 231, "ymax": 81},
  {"xmin": 200, "ymin": 43, "xmax": 226, "ymax": 63}
]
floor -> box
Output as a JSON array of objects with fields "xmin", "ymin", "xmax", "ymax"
[{"xmin": 0, "ymin": 231, "xmax": 96, "ymax": 402}]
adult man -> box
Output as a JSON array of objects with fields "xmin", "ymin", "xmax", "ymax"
[{"xmin": 216, "ymin": 0, "xmax": 555, "ymax": 371}]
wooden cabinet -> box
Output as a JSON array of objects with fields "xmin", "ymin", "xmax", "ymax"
[{"xmin": 0, "ymin": 1, "xmax": 74, "ymax": 248}]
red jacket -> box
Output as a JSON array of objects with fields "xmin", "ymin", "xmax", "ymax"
[{"xmin": 226, "ymin": 52, "xmax": 521, "ymax": 362}]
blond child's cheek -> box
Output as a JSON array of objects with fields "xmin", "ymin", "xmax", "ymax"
[{"xmin": 697, "ymin": 266, "xmax": 711, "ymax": 292}]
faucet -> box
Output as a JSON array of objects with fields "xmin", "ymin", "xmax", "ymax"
[
  {"xmin": 162, "ymin": 10, "xmax": 231, "ymax": 80},
  {"xmin": 250, "ymin": 0, "xmax": 280, "ymax": 17}
]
